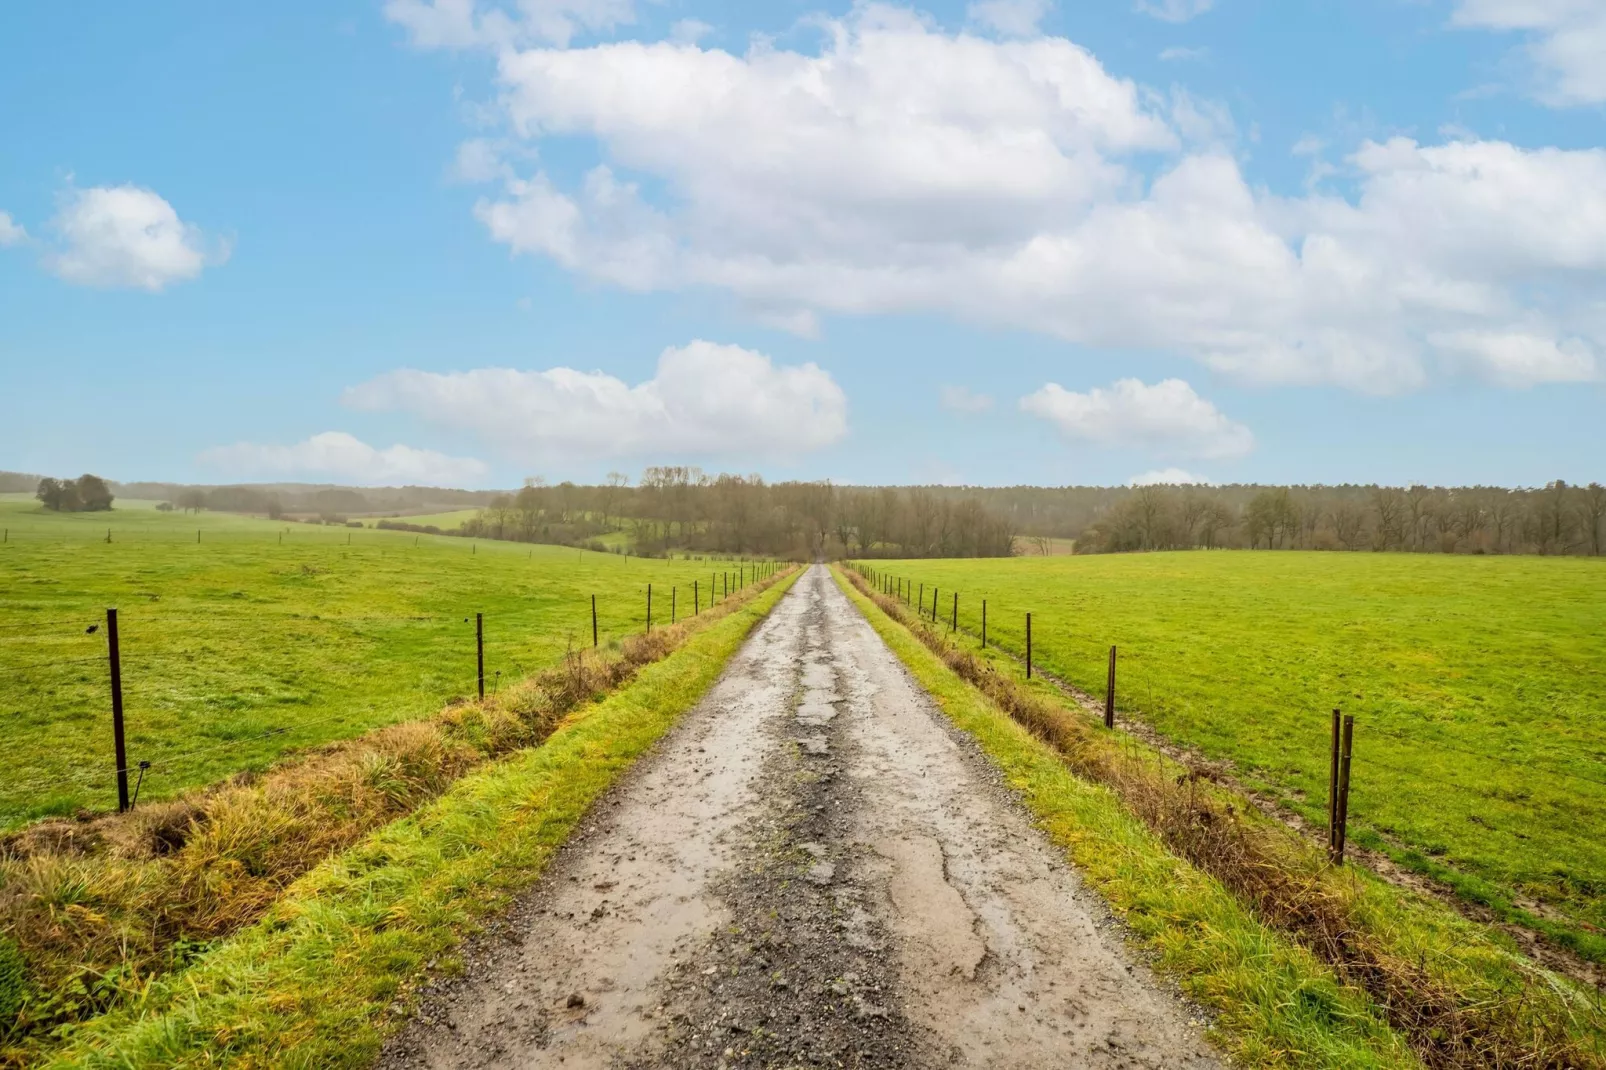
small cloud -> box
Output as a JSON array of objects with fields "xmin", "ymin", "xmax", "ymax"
[
  {"xmin": 1020, "ymin": 377, "xmax": 1253, "ymax": 459},
  {"xmin": 940, "ymin": 385, "xmax": 995, "ymax": 413},
  {"xmin": 1158, "ymin": 45, "xmax": 1207, "ymax": 61},
  {"xmin": 966, "ymin": 0, "xmax": 1052, "ymax": 37},
  {"xmin": 46, "ymin": 185, "xmax": 224, "ymax": 291},
  {"xmin": 201, "ymin": 431, "xmax": 489, "ymax": 487},
  {"xmin": 1129, "ymin": 467, "xmax": 1213, "ymax": 486},
  {"xmin": 1135, "ymin": 0, "xmax": 1213, "ymax": 23},
  {"xmin": 1430, "ymin": 329, "xmax": 1600, "ymax": 388},
  {"xmin": 450, "ymin": 138, "xmax": 512, "ymax": 184},
  {"xmin": 670, "ymin": 18, "xmax": 713, "ymax": 45},
  {"xmin": 1291, "ymin": 135, "xmax": 1324, "ymax": 156},
  {"xmin": 0, "ymin": 211, "xmax": 26, "ymax": 246}
]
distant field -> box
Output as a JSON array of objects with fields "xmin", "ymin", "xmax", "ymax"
[
  {"xmin": 0, "ymin": 497, "xmax": 766, "ymax": 829},
  {"xmin": 366, "ymin": 507, "xmax": 480, "ymax": 529},
  {"xmin": 867, "ymin": 552, "xmax": 1606, "ymax": 957}
]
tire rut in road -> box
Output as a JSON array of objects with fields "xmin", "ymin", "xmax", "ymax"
[{"xmin": 637, "ymin": 573, "xmax": 924, "ymax": 1068}]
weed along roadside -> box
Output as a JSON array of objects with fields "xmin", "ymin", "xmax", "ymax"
[
  {"xmin": 3, "ymin": 567, "xmax": 801, "ymax": 1069},
  {"xmin": 831, "ymin": 565, "xmax": 1606, "ymax": 1070}
]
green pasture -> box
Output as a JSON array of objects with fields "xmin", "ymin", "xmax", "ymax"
[
  {"xmin": 0, "ymin": 497, "xmax": 769, "ymax": 829},
  {"xmin": 863, "ymin": 551, "xmax": 1606, "ymax": 957},
  {"xmin": 363, "ymin": 508, "xmax": 479, "ymax": 530}
]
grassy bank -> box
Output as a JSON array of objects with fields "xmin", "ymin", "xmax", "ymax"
[
  {"xmin": 0, "ymin": 495, "xmax": 776, "ymax": 828},
  {"xmin": 833, "ymin": 565, "xmax": 1603, "ymax": 1070},
  {"xmin": 856, "ymin": 552, "xmax": 1606, "ymax": 961},
  {"xmin": 22, "ymin": 566, "xmax": 800, "ymax": 1068}
]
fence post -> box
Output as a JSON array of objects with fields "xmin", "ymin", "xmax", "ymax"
[
  {"xmin": 672, "ymin": 586, "xmax": 677, "ymax": 624},
  {"xmin": 931, "ymin": 587, "xmax": 938, "ymax": 623},
  {"xmin": 476, "ymin": 612, "xmax": 485, "ymax": 700},
  {"xmin": 107, "ymin": 608, "xmax": 130, "ymax": 813},
  {"xmin": 592, "ymin": 595, "xmax": 598, "ymax": 648},
  {"xmin": 695, "ymin": 580, "xmax": 700, "ymax": 615},
  {"xmin": 981, "ymin": 600, "xmax": 987, "ymax": 647},
  {"xmin": 1327, "ymin": 710, "xmax": 1341, "ymax": 856},
  {"xmin": 1104, "ymin": 646, "xmax": 1117, "ymax": 728},
  {"xmin": 1025, "ymin": 613, "xmax": 1033, "ymax": 680},
  {"xmin": 1334, "ymin": 715, "xmax": 1355, "ymax": 864},
  {"xmin": 951, "ymin": 592, "xmax": 958, "ymax": 633},
  {"xmin": 647, "ymin": 583, "xmax": 653, "ymax": 633},
  {"xmin": 919, "ymin": 583, "xmax": 924, "ymax": 615}
]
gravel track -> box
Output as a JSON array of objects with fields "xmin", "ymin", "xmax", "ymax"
[{"xmin": 378, "ymin": 566, "xmax": 1221, "ymax": 1069}]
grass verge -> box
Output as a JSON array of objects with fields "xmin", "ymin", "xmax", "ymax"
[
  {"xmin": 5, "ymin": 568, "xmax": 799, "ymax": 1069},
  {"xmin": 833, "ymin": 565, "xmax": 1604, "ymax": 1070}
]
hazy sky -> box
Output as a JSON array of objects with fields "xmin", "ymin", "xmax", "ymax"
[{"xmin": 1, "ymin": 0, "xmax": 1603, "ymax": 489}]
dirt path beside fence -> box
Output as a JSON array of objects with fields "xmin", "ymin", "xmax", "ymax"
[{"xmin": 378, "ymin": 565, "xmax": 1220, "ymax": 1069}]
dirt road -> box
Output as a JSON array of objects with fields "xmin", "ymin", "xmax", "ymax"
[{"xmin": 380, "ymin": 566, "xmax": 1220, "ymax": 1069}]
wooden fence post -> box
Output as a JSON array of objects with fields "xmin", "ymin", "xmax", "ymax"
[
  {"xmin": 592, "ymin": 595, "xmax": 598, "ymax": 648},
  {"xmin": 981, "ymin": 600, "xmax": 987, "ymax": 647},
  {"xmin": 1026, "ymin": 613, "xmax": 1033, "ymax": 680},
  {"xmin": 1334, "ymin": 715, "xmax": 1355, "ymax": 864},
  {"xmin": 107, "ymin": 608, "xmax": 129, "ymax": 813},
  {"xmin": 1104, "ymin": 646, "xmax": 1117, "ymax": 728},
  {"xmin": 951, "ymin": 592, "xmax": 958, "ymax": 633}
]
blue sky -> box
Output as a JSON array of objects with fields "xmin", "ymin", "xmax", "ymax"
[{"xmin": 0, "ymin": 0, "xmax": 1602, "ymax": 489}]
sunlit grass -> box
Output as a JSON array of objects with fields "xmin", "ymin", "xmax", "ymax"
[
  {"xmin": 0, "ymin": 497, "xmax": 768, "ymax": 828},
  {"xmin": 865, "ymin": 551, "xmax": 1606, "ymax": 958}
]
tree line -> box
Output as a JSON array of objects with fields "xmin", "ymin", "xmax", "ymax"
[
  {"xmin": 34, "ymin": 475, "xmax": 115, "ymax": 513},
  {"xmin": 459, "ymin": 468, "xmax": 1015, "ymax": 559},
  {"xmin": 1074, "ymin": 481, "xmax": 1606, "ymax": 556}
]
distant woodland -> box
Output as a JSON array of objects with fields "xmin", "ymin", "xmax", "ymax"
[{"xmin": 3, "ymin": 469, "xmax": 1601, "ymax": 558}]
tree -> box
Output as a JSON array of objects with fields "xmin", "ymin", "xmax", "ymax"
[
  {"xmin": 75, "ymin": 474, "xmax": 114, "ymax": 512},
  {"xmin": 1579, "ymin": 483, "xmax": 1606, "ymax": 557}
]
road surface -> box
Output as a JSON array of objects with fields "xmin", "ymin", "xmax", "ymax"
[{"xmin": 380, "ymin": 565, "xmax": 1219, "ymax": 1069}]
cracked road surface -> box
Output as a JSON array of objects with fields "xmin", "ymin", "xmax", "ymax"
[{"xmin": 380, "ymin": 566, "xmax": 1220, "ymax": 1069}]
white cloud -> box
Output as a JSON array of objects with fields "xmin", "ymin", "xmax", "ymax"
[
  {"xmin": 1429, "ymin": 329, "xmax": 1599, "ymax": 387},
  {"xmin": 46, "ymin": 186, "xmax": 219, "ymax": 291},
  {"xmin": 385, "ymin": 0, "xmax": 636, "ymax": 49},
  {"xmin": 343, "ymin": 340, "xmax": 848, "ymax": 461},
  {"xmin": 0, "ymin": 211, "xmax": 25, "ymax": 246},
  {"xmin": 1158, "ymin": 45, "xmax": 1207, "ymax": 61},
  {"xmin": 420, "ymin": 5, "xmax": 1606, "ymax": 395},
  {"xmin": 451, "ymin": 138, "xmax": 513, "ymax": 183},
  {"xmin": 1129, "ymin": 467, "xmax": 1212, "ymax": 486},
  {"xmin": 940, "ymin": 385, "xmax": 995, "ymax": 413},
  {"xmin": 1134, "ymin": 0, "xmax": 1214, "ymax": 23},
  {"xmin": 1020, "ymin": 378, "xmax": 1253, "ymax": 459},
  {"xmin": 1453, "ymin": 1, "xmax": 1606, "ymax": 106},
  {"xmin": 201, "ymin": 432, "xmax": 489, "ymax": 486},
  {"xmin": 967, "ymin": 0, "xmax": 1052, "ymax": 37}
]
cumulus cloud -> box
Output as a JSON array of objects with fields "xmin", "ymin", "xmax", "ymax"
[
  {"xmin": 967, "ymin": 0, "xmax": 1052, "ymax": 37},
  {"xmin": 385, "ymin": 0, "xmax": 635, "ymax": 49},
  {"xmin": 0, "ymin": 211, "xmax": 25, "ymax": 246},
  {"xmin": 1429, "ymin": 329, "xmax": 1599, "ymax": 387},
  {"xmin": 201, "ymin": 432, "xmax": 489, "ymax": 486},
  {"xmin": 1020, "ymin": 378, "xmax": 1253, "ymax": 459},
  {"xmin": 1453, "ymin": 0, "xmax": 1606, "ymax": 106},
  {"xmin": 1134, "ymin": 0, "xmax": 1214, "ymax": 23},
  {"xmin": 46, "ymin": 185, "xmax": 221, "ymax": 291},
  {"xmin": 1129, "ymin": 467, "xmax": 1212, "ymax": 486},
  {"xmin": 410, "ymin": 4, "xmax": 1606, "ymax": 395},
  {"xmin": 940, "ymin": 385, "xmax": 995, "ymax": 413},
  {"xmin": 343, "ymin": 340, "xmax": 848, "ymax": 461}
]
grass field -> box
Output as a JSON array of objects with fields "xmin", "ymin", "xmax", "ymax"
[
  {"xmin": 363, "ymin": 508, "xmax": 480, "ymax": 529},
  {"xmin": 0, "ymin": 496, "xmax": 772, "ymax": 830},
  {"xmin": 863, "ymin": 551, "xmax": 1606, "ymax": 958}
]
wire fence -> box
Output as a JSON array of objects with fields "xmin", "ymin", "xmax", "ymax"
[
  {"xmin": 0, "ymin": 559, "xmax": 786, "ymax": 826},
  {"xmin": 845, "ymin": 562, "xmax": 1606, "ymax": 799}
]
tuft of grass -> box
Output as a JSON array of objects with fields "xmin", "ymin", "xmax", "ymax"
[
  {"xmin": 33, "ymin": 566, "xmax": 800, "ymax": 1069},
  {"xmin": 859, "ymin": 552, "xmax": 1606, "ymax": 961},
  {"xmin": 0, "ymin": 568, "xmax": 797, "ymax": 1067},
  {"xmin": 835, "ymin": 565, "xmax": 1604, "ymax": 1070}
]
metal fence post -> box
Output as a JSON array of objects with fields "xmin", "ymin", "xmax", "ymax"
[
  {"xmin": 107, "ymin": 608, "xmax": 129, "ymax": 813},
  {"xmin": 1104, "ymin": 646, "xmax": 1117, "ymax": 728},
  {"xmin": 476, "ymin": 612, "xmax": 485, "ymax": 700}
]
